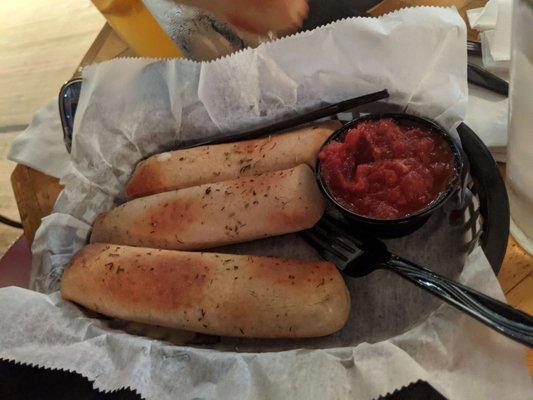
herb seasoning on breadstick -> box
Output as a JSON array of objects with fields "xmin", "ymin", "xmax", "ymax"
[
  {"xmin": 61, "ymin": 243, "xmax": 350, "ymax": 338},
  {"xmin": 92, "ymin": 164, "xmax": 325, "ymax": 250},
  {"xmin": 126, "ymin": 120, "xmax": 341, "ymax": 198}
]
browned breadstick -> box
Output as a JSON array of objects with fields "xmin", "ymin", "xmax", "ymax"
[
  {"xmin": 92, "ymin": 164, "xmax": 325, "ymax": 250},
  {"xmin": 126, "ymin": 120, "xmax": 340, "ymax": 199},
  {"xmin": 61, "ymin": 243, "xmax": 350, "ymax": 338}
]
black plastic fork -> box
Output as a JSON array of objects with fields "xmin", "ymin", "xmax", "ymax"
[{"xmin": 302, "ymin": 215, "xmax": 533, "ymax": 347}]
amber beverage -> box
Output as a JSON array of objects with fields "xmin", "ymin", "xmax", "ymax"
[{"xmin": 91, "ymin": 0, "xmax": 182, "ymax": 58}]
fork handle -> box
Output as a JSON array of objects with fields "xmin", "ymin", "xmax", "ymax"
[{"xmin": 381, "ymin": 255, "xmax": 533, "ymax": 347}]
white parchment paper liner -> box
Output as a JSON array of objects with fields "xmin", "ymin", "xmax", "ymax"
[
  {"xmin": 1, "ymin": 7, "xmax": 530, "ymax": 400},
  {"xmin": 1, "ymin": 248, "xmax": 530, "ymax": 399}
]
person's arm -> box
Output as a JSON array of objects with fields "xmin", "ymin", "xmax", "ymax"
[{"xmin": 174, "ymin": 0, "xmax": 308, "ymax": 35}]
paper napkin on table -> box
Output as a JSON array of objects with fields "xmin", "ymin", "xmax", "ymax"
[
  {"xmin": 467, "ymin": 0, "xmax": 512, "ymax": 72},
  {"xmin": 7, "ymin": 100, "xmax": 70, "ymax": 179},
  {"xmin": 466, "ymin": 0, "xmax": 511, "ymax": 161}
]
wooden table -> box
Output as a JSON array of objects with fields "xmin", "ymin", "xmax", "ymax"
[{"xmin": 8, "ymin": 20, "xmax": 533, "ymax": 374}]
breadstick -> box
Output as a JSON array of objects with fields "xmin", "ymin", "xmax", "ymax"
[
  {"xmin": 126, "ymin": 120, "xmax": 340, "ymax": 198},
  {"xmin": 92, "ymin": 164, "xmax": 325, "ymax": 250},
  {"xmin": 61, "ymin": 243, "xmax": 350, "ymax": 338}
]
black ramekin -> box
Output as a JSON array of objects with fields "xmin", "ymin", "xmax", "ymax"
[{"xmin": 316, "ymin": 113, "xmax": 465, "ymax": 238}]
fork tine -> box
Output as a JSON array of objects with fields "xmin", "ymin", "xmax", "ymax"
[
  {"xmin": 301, "ymin": 228, "xmax": 348, "ymax": 265},
  {"xmin": 317, "ymin": 215, "xmax": 361, "ymax": 251},
  {"xmin": 315, "ymin": 219, "xmax": 354, "ymax": 253},
  {"xmin": 309, "ymin": 225, "xmax": 349, "ymax": 261},
  {"xmin": 301, "ymin": 230, "xmax": 342, "ymax": 265},
  {"xmin": 313, "ymin": 222, "xmax": 365, "ymax": 263},
  {"xmin": 467, "ymin": 40, "xmax": 482, "ymax": 56}
]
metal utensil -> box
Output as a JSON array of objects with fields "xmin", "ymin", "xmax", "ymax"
[
  {"xmin": 467, "ymin": 40, "xmax": 483, "ymax": 57},
  {"xmin": 468, "ymin": 63, "xmax": 509, "ymax": 96},
  {"xmin": 302, "ymin": 214, "xmax": 533, "ymax": 347}
]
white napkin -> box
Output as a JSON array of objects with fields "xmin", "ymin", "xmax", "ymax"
[
  {"xmin": 7, "ymin": 99, "xmax": 70, "ymax": 179},
  {"xmin": 467, "ymin": 1, "xmax": 499, "ymax": 31},
  {"xmin": 467, "ymin": 0, "xmax": 512, "ymax": 72},
  {"xmin": 465, "ymin": 57, "xmax": 508, "ymax": 161},
  {"xmin": 465, "ymin": 0, "xmax": 512, "ymax": 160}
]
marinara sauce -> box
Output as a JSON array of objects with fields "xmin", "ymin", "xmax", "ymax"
[{"xmin": 319, "ymin": 118, "xmax": 455, "ymax": 220}]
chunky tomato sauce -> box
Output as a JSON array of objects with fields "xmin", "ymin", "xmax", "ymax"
[{"xmin": 319, "ymin": 118, "xmax": 455, "ymax": 219}]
